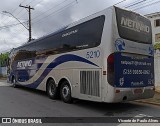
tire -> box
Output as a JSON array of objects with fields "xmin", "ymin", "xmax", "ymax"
[
  {"xmin": 60, "ymin": 81, "xmax": 72, "ymax": 103},
  {"xmin": 47, "ymin": 79, "xmax": 57, "ymax": 99}
]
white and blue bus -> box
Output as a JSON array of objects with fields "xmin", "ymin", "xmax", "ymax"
[{"xmin": 8, "ymin": 6, "xmax": 154, "ymax": 103}]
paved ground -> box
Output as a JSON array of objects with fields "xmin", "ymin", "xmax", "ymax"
[
  {"xmin": 1, "ymin": 77, "xmax": 160, "ymax": 106},
  {"xmin": 135, "ymin": 86, "xmax": 160, "ymax": 106},
  {"xmin": 156, "ymin": 86, "xmax": 160, "ymax": 93},
  {"xmin": 0, "ymin": 79, "xmax": 160, "ymax": 126}
]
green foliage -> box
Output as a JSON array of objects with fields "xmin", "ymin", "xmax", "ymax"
[
  {"xmin": 154, "ymin": 43, "xmax": 160, "ymax": 50},
  {"xmin": 0, "ymin": 52, "xmax": 9, "ymax": 67}
]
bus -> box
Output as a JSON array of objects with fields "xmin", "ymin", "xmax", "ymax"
[{"xmin": 8, "ymin": 6, "xmax": 154, "ymax": 103}]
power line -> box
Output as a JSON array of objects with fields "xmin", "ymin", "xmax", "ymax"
[
  {"xmin": 1, "ymin": 1, "xmax": 77, "ymax": 43},
  {"xmin": 27, "ymin": 0, "xmax": 37, "ymax": 5},
  {"xmin": 10, "ymin": 0, "xmax": 34, "ymax": 21},
  {"xmin": 32, "ymin": 0, "xmax": 77, "ymax": 24},
  {"xmin": 124, "ymin": 0, "xmax": 142, "ymax": 7},
  {"xmin": 127, "ymin": 0, "xmax": 156, "ymax": 9},
  {"xmin": 125, "ymin": 0, "xmax": 147, "ymax": 8},
  {"xmin": 21, "ymin": 0, "xmax": 27, "ymax": 4},
  {"xmin": 0, "ymin": 20, "xmax": 27, "ymax": 44},
  {"xmin": 8, "ymin": 0, "xmax": 70, "ymax": 28},
  {"xmin": 0, "ymin": 12, "xmax": 12, "ymax": 17},
  {"xmin": 32, "ymin": 0, "xmax": 44, "ymax": 8},
  {"xmin": 114, "ymin": 0, "xmax": 127, "ymax": 6},
  {"xmin": 32, "ymin": 0, "xmax": 70, "ymax": 21},
  {"xmin": 0, "ymin": 22, "xmax": 27, "ymax": 30},
  {"xmin": 0, "ymin": 0, "xmax": 33, "ymax": 34},
  {"xmin": 17, "ymin": 0, "xmax": 67, "ymax": 35},
  {"xmin": 11, "ymin": 0, "xmax": 27, "ymax": 14},
  {"xmin": 10, "ymin": 0, "xmax": 45, "ymax": 26},
  {"xmin": 133, "ymin": 0, "xmax": 160, "ymax": 10},
  {"xmin": 31, "ymin": 0, "xmax": 78, "ymax": 38},
  {"xmin": 0, "ymin": 0, "xmax": 29, "ymax": 47},
  {"xmin": 9, "ymin": 0, "xmax": 43, "ymax": 25},
  {"xmin": 17, "ymin": 0, "xmax": 52, "ymax": 20},
  {"xmin": 5, "ymin": 0, "xmax": 43, "ymax": 37},
  {"xmin": 0, "ymin": 0, "xmax": 27, "ymax": 25}
]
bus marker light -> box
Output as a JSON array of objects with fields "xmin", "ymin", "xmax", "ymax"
[
  {"xmin": 103, "ymin": 71, "xmax": 107, "ymax": 75},
  {"xmin": 115, "ymin": 89, "xmax": 120, "ymax": 93}
]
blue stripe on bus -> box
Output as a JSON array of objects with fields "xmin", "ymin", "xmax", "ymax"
[{"xmin": 22, "ymin": 54, "xmax": 99, "ymax": 88}]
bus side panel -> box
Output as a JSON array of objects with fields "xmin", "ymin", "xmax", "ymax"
[
  {"xmin": 100, "ymin": 8, "xmax": 114, "ymax": 102},
  {"xmin": 36, "ymin": 48, "xmax": 103, "ymax": 102}
]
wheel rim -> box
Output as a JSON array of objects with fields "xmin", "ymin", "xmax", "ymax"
[
  {"xmin": 62, "ymin": 85, "xmax": 70, "ymax": 98},
  {"xmin": 49, "ymin": 83, "xmax": 56, "ymax": 96}
]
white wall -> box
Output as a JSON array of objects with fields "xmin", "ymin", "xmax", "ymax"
[
  {"xmin": 149, "ymin": 16, "xmax": 160, "ymax": 44},
  {"xmin": 147, "ymin": 15, "xmax": 160, "ymax": 87},
  {"xmin": 0, "ymin": 67, "xmax": 7, "ymax": 77},
  {"xmin": 155, "ymin": 52, "xmax": 160, "ymax": 87}
]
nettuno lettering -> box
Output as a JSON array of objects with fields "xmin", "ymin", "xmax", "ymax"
[
  {"xmin": 121, "ymin": 17, "xmax": 150, "ymax": 33},
  {"xmin": 17, "ymin": 60, "xmax": 32, "ymax": 68}
]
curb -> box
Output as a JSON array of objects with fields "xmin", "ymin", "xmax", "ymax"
[
  {"xmin": 135, "ymin": 100, "xmax": 160, "ymax": 106},
  {"xmin": 135, "ymin": 91, "xmax": 160, "ymax": 106},
  {"xmin": 0, "ymin": 78, "xmax": 7, "ymax": 80},
  {"xmin": 155, "ymin": 90, "xmax": 160, "ymax": 94}
]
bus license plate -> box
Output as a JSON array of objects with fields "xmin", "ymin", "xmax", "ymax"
[{"xmin": 134, "ymin": 89, "xmax": 143, "ymax": 94}]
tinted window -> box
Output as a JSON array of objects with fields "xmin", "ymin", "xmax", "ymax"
[
  {"xmin": 36, "ymin": 34, "xmax": 62, "ymax": 55},
  {"xmin": 36, "ymin": 15, "xmax": 105, "ymax": 55},
  {"xmin": 14, "ymin": 43, "xmax": 36, "ymax": 60},
  {"xmin": 13, "ymin": 15, "xmax": 105, "ymax": 60},
  {"xmin": 115, "ymin": 7, "xmax": 152, "ymax": 44}
]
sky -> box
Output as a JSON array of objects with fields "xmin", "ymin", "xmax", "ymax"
[{"xmin": 0, "ymin": 0, "xmax": 160, "ymax": 53}]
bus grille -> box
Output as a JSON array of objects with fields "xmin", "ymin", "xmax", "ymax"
[{"xmin": 80, "ymin": 71, "xmax": 100, "ymax": 97}]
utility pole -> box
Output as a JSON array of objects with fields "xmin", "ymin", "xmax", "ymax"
[{"xmin": 19, "ymin": 4, "xmax": 34, "ymax": 42}]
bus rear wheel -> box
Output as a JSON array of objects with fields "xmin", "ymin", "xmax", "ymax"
[
  {"xmin": 47, "ymin": 79, "xmax": 57, "ymax": 99},
  {"xmin": 60, "ymin": 81, "xmax": 72, "ymax": 103}
]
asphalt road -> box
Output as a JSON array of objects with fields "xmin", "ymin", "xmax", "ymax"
[{"xmin": 0, "ymin": 80, "xmax": 160, "ymax": 126}]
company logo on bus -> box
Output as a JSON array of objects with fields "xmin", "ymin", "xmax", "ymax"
[
  {"xmin": 62, "ymin": 29, "xmax": 78, "ymax": 37},
  {"xmin": 115, "ymin": 38, "xmax": 125, "ymax": 51},
  {"xmin": 119, "ymin": 77, "xmax": 124, "ymax": 86},
  {"xmin": 121, "ymin": 17, "xmax": 150, "ymax": 33},
  {"xmin": 17, "ymin": 60, "xmax": 32, "ymax": 68}
]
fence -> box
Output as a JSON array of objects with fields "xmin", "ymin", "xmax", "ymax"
[{"xmin": 0, "ymin": 67, "xmax": 7, "ymax": 77}]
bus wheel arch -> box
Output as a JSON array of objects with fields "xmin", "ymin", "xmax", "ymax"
[
  {"xmin": 58, "ymin": 78, "xmax": 73, "ymax": 103},
  {"xmin": 46, "ymin": 77, "xmax": 58, "ymax": 99}
]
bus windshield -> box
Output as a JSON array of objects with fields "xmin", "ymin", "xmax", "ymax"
[{"xmin": 115, "ymin": 7, "xmax": 152, "ymax": 44}]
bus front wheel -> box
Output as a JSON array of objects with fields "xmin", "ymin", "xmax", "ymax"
[
  {"xmin": 47, "ymin": 79, "xmax": 57, "ymax": 99},
  {"xmin": 60, "ymin": 81, "xmax": 72, "ymax": 103}
]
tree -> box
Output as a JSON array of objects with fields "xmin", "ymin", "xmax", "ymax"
[
  {"xmin": 0, "ymin": 52, "xmax": 9, "ymax": 67},
  {"xmin": 154, "ymin": 43, "xmax": 160, "ymax": 50}
]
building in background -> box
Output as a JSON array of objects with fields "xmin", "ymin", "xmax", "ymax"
[
  {"xmin": 146, "ymin": 12, "xmax": 160, "ymax": 53},
  {"xmin": 146, "ymin": 12, "xmax": 160, "ymax": 86}
]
